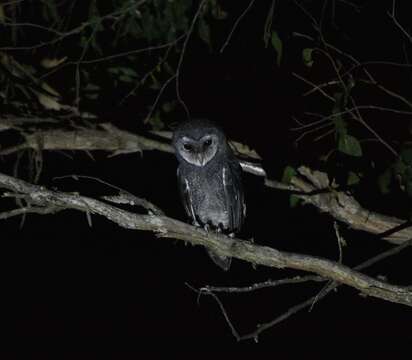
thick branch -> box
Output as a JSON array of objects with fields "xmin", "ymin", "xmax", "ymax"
[
  {"xmin": 1, "ymin": 120, "xmax": 410, "ymax": 243},
  {"xmin": 288, "ymin": 167, "xmax": 412, "ymax": 244},
  {"xmin": 1, "ymin": 172, "xmax": 412, "ymax": 307},
  {"xmin": 0, "ymin": 123, "xmax": 174, "ymax": 155}
]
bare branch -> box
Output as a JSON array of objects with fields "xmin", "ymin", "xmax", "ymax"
[
  {"xmin": 186, "ymin": 284, "xmax": 241, "ymax": 341},
  {"xmin": 0, "ymin": 123, "xmax": 174, "ymax": 156},
  {"xmin": 201, "ymin": 238, "xmax": 412, "ymax": 341},
  {"xmin": 203, "ymin": 275, "xmax": 322, "ymax": 293},
  {"xmin": 388, "ymin": 0, "xmax": 412, "ymax": 44},
  {"xmin": 292, "ymin": 72, "xmax": 336, "ymax": 102},
  {"xmin": 1, "ymin": 172, "xmax": 412, "ymax": 307},
  {"xmin": 289, "ymin": 166, "xmax": 412, "ymax": 244},
  {"xmin": 0, "ymin": 205, "xmax": 63, "ymax": 219},
  {"xmin": 53, "ymin": 174, "xmax": 165, "ymax": 216},
  {"xmin": 1, "ymin": 120, "xmax": 410, "ymax": 244},
  {"xmin": 239, "ymin": 284, "xmax": 335, "ymax": 342}
]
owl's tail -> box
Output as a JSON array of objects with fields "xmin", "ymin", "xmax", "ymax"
[{"xmin": 206, "ymin": 249, "xmax": 231, "ymax": 271}]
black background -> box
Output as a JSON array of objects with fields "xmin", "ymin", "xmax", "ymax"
[{"xmin": 1, "ymin": 0, "xmax": 412, "ymax": 355}]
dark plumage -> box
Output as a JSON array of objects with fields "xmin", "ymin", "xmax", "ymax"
[{"xmin": 172, "ymin": 119, "xmax": 245, "ymax": 270}]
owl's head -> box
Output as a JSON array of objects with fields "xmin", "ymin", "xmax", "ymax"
[{"xmin": 172, "ymin": 119, "xmax": 228, "ymax": 167}]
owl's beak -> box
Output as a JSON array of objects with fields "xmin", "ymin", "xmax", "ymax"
[{"xmin": 196, "ymin": 153, "xmax": 206, "ymax": 166}]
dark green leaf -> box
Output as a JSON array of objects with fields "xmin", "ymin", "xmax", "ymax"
[
  {"xmin": 394, "ymin": 159, "xmax": 407, "ymax": 176},
  {"xmin": 401, "ymin": 148, "xmax": 412, "ymax": 165},
  {"xmin": 85, "ymin": 93, "xmax": 99, "ymax": 99},
  {"xmin": 338, "ymin": 134, "xmax": 362, "ymax": 157},
  {"xmin": 119, "ymin": 75, "xmax": 134, "ymax": 83},
  {"xmin": 84, "ymin": 83, "xmax": 100, "ymax": 91},
  {"xmin": 378, "ymin": 169, "xmax": 392, "ymax": 194},
  {"xmin": 282, "ymin": 165, "xmax": 297, "ymax": 184},
  {"xmin": 302, "ymin": 48, "xmax": 314, "ymax": 67},
  {"xmin": 210, "ymin": 0, "xmax": 228, "ymax": 20},
  {"xmin": 347, "ymin": 171, "xmax": 360, "ymax": 186},
  {"xmin": 271, "ymin": 31, "xmax": 283, "ymax": 66},
  {"xmin": 290, "ymin": 194, "xmax": 302, "ymax": 208},
  {"xmin": 198, "ymin": 18, "xmax": 211, "ymax": 47}
]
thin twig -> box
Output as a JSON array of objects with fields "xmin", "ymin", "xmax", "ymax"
[
  {"xmin": 203, "ymin": 275, "xmax": 322, "ymax": 293},
  {"xmin": 53, "ymin": 174, "xmax": 164, "ymax": 215},
  {"xmin": 220, "ymin": 0, "xmax": 256, "ymax": 53},
  {"xmin": 292, "ymin": 72, "xmax": 336, "ymax": 102},
  {"xmin": 175, "ymin": 0, "xmax": 209, "ymax": 119},
  {"xmin": 203, "ymin": 238, "xmax": 412, "ymax": 341}
]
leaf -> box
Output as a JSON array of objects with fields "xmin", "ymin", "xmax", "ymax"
[
  {"xmin": 162, "ymin": 101, "xmax": 175, "ymax": 113},
  {"xmin": 41, "ymin": 82, "xmax": 60, "ymax": 97},
  {"xmin": 84, "ymin": 83, "xmax": 100, "ymax": 91},
  {"xmin": 0, "ymin": 5, "xmax": 5, "ymax": 23},
  {"xmin": 148, "ymin": 112, "xmax": 165, "ymax": 130},
  {"xmin": 271, "ymin": 31, "xmax": 283, "ymax": 66},
  {"xmin": 85, "ymin": 93, "xmax": 99, "ymax": 99},
  {"xmin": 302, "ymin": 48, "xmax": 314, "ymax": 67},
  {"xmin": 198, "ymin": 18, "xmax": 211, "ymax": 47},
  {"xmin": 338, "ymin": 134, "xmax": 362, "ymax": 157},
  {"xmin": 406, "ymin": 181, "xmax": 412, "ymax": 198},
  {"xmin": 37, "ymin": 83, "xmax": 61, "ymax": 110},
  {"xmin": 119, "ymin": 75, "xmax": 134, "ymax": 83},
  {"xmin": 121, "ymin": 67, "xmax": 138, "ymax": 77},
  {"xmin": 42, "ymin": 0, "xmax": 59, "ymax": 22},
  {"xmin": 210, "ymin": 0, "xmax": 227, "ymax": 20},
  {"xmin": 378, "ymin": 169, "xmax": 392, "ymax": 194},
  {"xmin": 401, "ymin": 148, "xmax": 412, "ymax": 165},
  {"xmin": 347, "ymin": 171, "xmax": 360, "ymax": 186},
  {"xmin": 290, "ymin": 194, "xmax": 301, "ymax": 208},
  {"xmin": 37, "ymin": 93, "xmax": 61, "ymax": 111},
  {"xmin": 41, "ymin": 57, "xmax": 68, "ymax": 69},
  {"xmin": 393, "ymin": 159, "xmax": 407, "ymax": 176},
  {"xmin": 107, "ymin": 67, "xmax": 137, "ymax": 77},
  {"xmin": 282, "ymin": 165, "xmax": 297, "ymax": 184}
]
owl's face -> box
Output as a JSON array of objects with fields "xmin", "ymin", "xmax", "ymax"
[
  {"xmin": 175, "ymin": 134, "xmax": 219, "ymax": 167},
  {"xmin": 172, "ymin": 120, "xmax": 226, "ymax": 167}
]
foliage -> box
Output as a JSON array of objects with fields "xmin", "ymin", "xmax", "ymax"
[
  {"xmin": 1, "ymin": 0, "xmax": 412, "ymax": 214},
  {"xmin": 0, "ymin": 0, "xmax": 225, "ymax": 121},
  {"xmin": 267, "ymin": 0, "xmax": 412, "ymax": 214}
]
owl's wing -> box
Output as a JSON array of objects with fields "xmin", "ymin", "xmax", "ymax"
[
  {"xmin": 223, "ymin": 160, "xmax": 245, "ymax": 233},
  {"xmin": 177, "ymin": 167, "xmax": 198, "ymax": 224}
]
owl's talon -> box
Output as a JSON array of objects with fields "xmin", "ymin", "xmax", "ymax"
[{"xmin": 217, "ymin": 224, "xmax": 224, "ymax": 233}]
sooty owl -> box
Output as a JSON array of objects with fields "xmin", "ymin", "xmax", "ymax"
[{"xmin": 172, "ymin": 119, "xmax": 245, "ymax": 271}]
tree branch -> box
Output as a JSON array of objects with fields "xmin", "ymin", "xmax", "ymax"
[
  {"xmin": 197, "ymin": 237, "xmax": 412, "ymax": 341},
  {"xmin": 287, "ymin": 167, "xmax": 412, "ymax": 244},
  {"xmin": 1, "ymin": 120, "xmax": 410, "ymax": 244},
  {"xmin": 1, "ymin": 172, "xmax": 412, "ymax": 307}
]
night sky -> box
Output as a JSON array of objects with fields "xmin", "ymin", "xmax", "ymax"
[{"xmin": 1, "ymin": 0, "xmax": 412, "ymax": 355}]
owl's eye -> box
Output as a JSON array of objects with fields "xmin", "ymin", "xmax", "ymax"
[
  {"xmin": 183, "ymin": 143, "xmax": 193, "ymax": 151},
  {"xmin": 203, "ymin": 139, "xmax": 212, "ymax": 147}
]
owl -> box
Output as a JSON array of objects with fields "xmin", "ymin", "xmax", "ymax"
[{"xmin": 172, "ymin": 119, "xmax": 245, "ymax": 271}]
